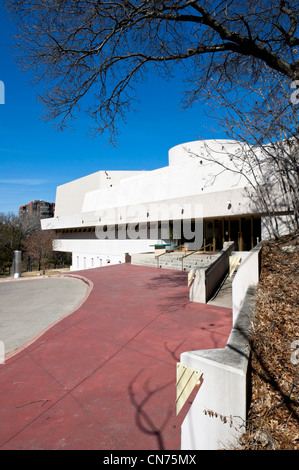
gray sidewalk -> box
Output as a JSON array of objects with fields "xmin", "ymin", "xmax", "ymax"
[{"xmin": 0, "ymin": 276, "xmax": 88, "ymax": 355}]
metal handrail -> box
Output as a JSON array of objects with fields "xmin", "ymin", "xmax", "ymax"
[
  {"xmin": 155, "ymin": 244, "xmax": 185, "ymax": 260},
  {"xmin": 178, "ymin": 243, "xmax": 214, "ymax": 261},
  {"xmin": 155, "ymin": 243, "xmax": 217, "ymax": 268},
  {"xmin": 155, "ymin": 244, "xmax": 186, "ymax": 268},
  {"xmin": 178, "ymin": 244, "xmax": 215, "ymax": 270}
]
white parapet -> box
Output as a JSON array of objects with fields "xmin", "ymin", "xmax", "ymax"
[
  {"xmin": 180, "ymin": 287, "xmax": 256, "ymax": 450},
  {"xmin": 180, "ymin": 243, "xmax": 262, "ymax": 450}
]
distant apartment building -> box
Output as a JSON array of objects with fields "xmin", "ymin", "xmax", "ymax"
[{"xmin": 19, "ymin": 200, "xmax": 55, "ymax": 219}]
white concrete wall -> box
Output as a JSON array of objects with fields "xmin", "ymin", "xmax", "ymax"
[
  {"xmin": 43, "ymin": 139, "xmax": 257, "ymax": 237},
  {"xmin": 232, "ymin": 244, "xmax": 262, "ymax": 323},
  {"xmin": 189, "ymin": 242, "xmax": 234, "ymax": 303},
  {"xmin": 42, "ymin": 139, "xmax": 292, "ymax": 269},
  {"xmin": 180, "ymin": 286, "xmax": 256, "ymax": 450},
  {"xmin": 41, "ymin": 139, "xmax": 253, "ymax": 270},
  {"xmin": 53, "ymin": 238, "xmax": 160, "ymax": 271},
  {"xmin": 43, "ymin": 186, "xmax": 250, "ymax": 232},
  {"xmin": 54, "ymin": 238, "xmax": 158, "ymax": 256},
  {"xmin": 44, "ymin": 139, "xmax": 293, "ymax": 235},
  {"xmin": 54, "ymin": 170, "xmax": 144, "ymax": 217},
  {"xmin": 168, "ymin": 139, "xmax": 249, "ymax": 167},
  {"xmin": 180, "ymin": 348, "xmax": 248, "ymax": 450},
  {"xmin": 71, "ymin": 252, "xmax": 125, "ymax": 271},
  {"xmin": 261, "ymin": 214, "xmax": 296, "ymax": 240},
  {"xmin": 81, "ymin": 145, "xmax": 250, "ymax": 219},
  {"xmin": 180, "ymin": 244, "xmax": 262, "ymax": 450}
]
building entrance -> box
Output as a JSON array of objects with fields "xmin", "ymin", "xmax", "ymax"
[
  {"xmin": 203, "ymin": 216, "xmax": 261, "ymax": 252},
  {"xmin": 168, "ymin": 216, "xmax": 261, "ymax": 252}
]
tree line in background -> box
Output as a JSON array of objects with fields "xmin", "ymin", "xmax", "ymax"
[{"xmin": 0, "ymin": 212, "xmax": 70, "ymax": 276}]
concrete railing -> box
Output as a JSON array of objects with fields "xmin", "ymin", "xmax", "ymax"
[
  {"xmin": 232, "ymin": 242, "xmax": 262, "ymax": 323},
  {"xmin": 189, "ymin": 241, "xmax": 235, "ymax": 303},
  {"xmin": 180, "ymin": 243, "xmax": 262, "ymax": 450}
]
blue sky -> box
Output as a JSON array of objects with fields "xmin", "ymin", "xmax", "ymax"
[{"xmin": 0, "ymin": 3, "xmax": 225, "ymax": 215}]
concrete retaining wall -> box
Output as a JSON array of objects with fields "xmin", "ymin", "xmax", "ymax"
[
  {"xmin": 189, "ymin": 242, "xmax": 235, "ymax": 303},
  {"xmin": 232, "ymin": 243, "xmax": 262, "ymax": 323},
  {"xmin": 180, "ymin": 243, "xmax": 262, "ymax": 450}
]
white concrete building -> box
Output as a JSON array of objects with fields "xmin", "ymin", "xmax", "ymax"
[{"xmin": 41, "ymin": 139, "xmax": 292, "ymax": 270}]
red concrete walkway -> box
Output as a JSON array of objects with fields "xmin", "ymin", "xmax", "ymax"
[{"xmin": 0, "ymin": 264, "xmax": 232, "ymax": 450}]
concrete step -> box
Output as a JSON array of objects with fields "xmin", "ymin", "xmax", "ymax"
[{"xmin": 132, "ymin": 251, "xmax": 219, "ymax": 271}]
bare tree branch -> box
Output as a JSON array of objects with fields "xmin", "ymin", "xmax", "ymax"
[{"xmin": 6, "ymin": 1, "xmax": 299, "ymax": 141}]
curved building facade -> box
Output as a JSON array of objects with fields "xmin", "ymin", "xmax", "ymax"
[{"xmin": 42, "ymin": 139, "xmax": 292, "ymax": 271}]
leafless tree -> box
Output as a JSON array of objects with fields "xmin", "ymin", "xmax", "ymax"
[
  {"xmin": 6, "ymin": 1, "xmax": 299, "ymax": 142},
  {"xmin": 22, "ymin": 229, "xmax": 57, "ymax": 273},
  {"xmin": 0, "ymin": 213, "xmax": 58, "ymax": 273},
  {"xmin": 187, "ymin": 67, "xmax": 299, "ymax": 238},
  {"xmin": 0, "ymin": 213, "xmax": 22, "ymax": 272},
  {"xmin": 19, "ymin": 213, "xmax": 41, "ymax": 238},
  {"xmin": 6, "ymin": 1, "xmax": 299, "ymax": 238}
]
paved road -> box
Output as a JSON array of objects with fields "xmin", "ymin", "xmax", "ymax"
[{"xmin": 0, "ymin": 276, "xmax": 89, "ymax": 355}]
